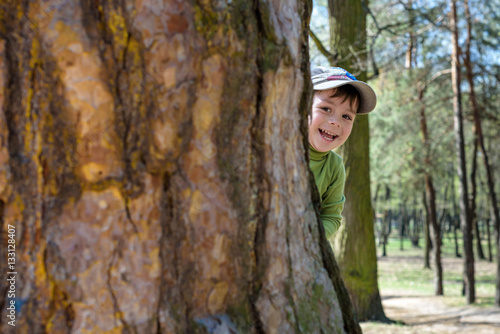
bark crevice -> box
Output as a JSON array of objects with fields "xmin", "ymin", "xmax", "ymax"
[
  {"xmin": 247, "ymin": 2, "xmax": 271, "ymax": 332},
  {"xmin": 124, "ymin": 197, "xmax": 139, "ymax": 235},
  {"xmin": 158, "ymin": 170, "xmax": 192, "ymax": 332},
  {"xmin": 107, "ymin": 246, "xmax": 137, "ymax": 333}
]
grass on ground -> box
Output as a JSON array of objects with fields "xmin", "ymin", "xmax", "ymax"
[{"xmin": 377, "ymin": 234, "xmax": 497, "ymax": 308}]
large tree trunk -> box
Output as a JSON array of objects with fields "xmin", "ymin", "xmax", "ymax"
[
  {"xmin": 450, "ymin": 0, "xmax": 475, "ymax": 304},
  {"xmin": 464, "ymin": 0, "xmax": 500, "ymax": 306},
  {"xmin": 0, "ymin": 1, "xmax": 361, "ymax": 333},
  {"xmin": 328, "ymin": 0, "xmax": 389, "ymax": 323}
]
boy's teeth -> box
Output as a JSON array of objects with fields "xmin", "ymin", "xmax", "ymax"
[
  {"xmin": 320, "ymin": 129, "xmax": 336, "ymax": 136},
  {"xmin": 319, "ymin": 128, "xmax": 336, "ymax": 141}
]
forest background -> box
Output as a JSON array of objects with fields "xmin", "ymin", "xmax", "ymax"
[{"xmin": 309, "ymin": 0, "xmax": 500, "ymax": 331}]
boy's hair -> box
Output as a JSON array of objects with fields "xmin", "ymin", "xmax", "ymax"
[{"xmin": 314, "ymin": 85, "xmax": 361, "ymax": 111}]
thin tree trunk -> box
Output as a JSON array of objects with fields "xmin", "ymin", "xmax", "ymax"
[
  {"xmin": 410, "ymin": 206, "xmax": 419, "ymax": 247},
  {"xmin": 450, "ymin": 169, "xmax": 461, "ymax": 258},
  {"xmin": 373, "ymin": 183, "xmax": 381, "ymax": 204},
  {"xmin": 417, "ymin": 209, "xmax": 423, "ymax": 246},
  {"xmin": 382, "ymin": 186, "xmax": 392, "ymax": 257},
  {"xmin": 450, "ymin": 0, "xmax": 475, "ymax": 304},
  {"xmin": 383, "ymin": 209, "xmax": 393, "ymax": 258},
  {"xmin": 381, "ymin": 185, "xmax": 391, "ymax": 256},
  {"xmin": 382, "ymin": 211, "xmax": 389, "ymax": 257},
  {"xmin": 0, "ymin": 1, "xmax": 361, "ymax": 333},
  {"xmin": 474, "ymin": 216, "xmax": 485, "ymax": 260},
  {"xmin": 438, "ymin": 184, "xmax": 449, "ymax": 231},
  {"xmin": 425, "ymin": 175, "xmax": 444, "ymax": 295},
  {"xmin": 464, "ymin": 0, "xmax": 500, "ymax": 305},
  {"xmin": 373, "ymin": 183, "xmax": 382, "ymax": 246},
  {"xmin": 470, "ymin": 137, "xmax": 485, "ymax": 260},
  {"xmin": 438, "ymin": 208, "xmax": 447, "ymax": 235},
  {"xmin": 399, "ymin": 203, "xmax": 406, "ymax": 251},
  {"xmin": 454, "ymin": 216, "xmax": 462, "ymax": 258},
  {"xmin": 423, "ymin": 191, "xmax": 431, "ymax": 269},
  {"xmin": 405, "ymin": 0, "xmax": 415, "ymax": 69},
  {"xmin": 418, "ymin": 83, "xmax": 443, "ymax": 293},
  {"xmin": 487, "ymin": 217, "xmax": 493, "ymax": 262}
]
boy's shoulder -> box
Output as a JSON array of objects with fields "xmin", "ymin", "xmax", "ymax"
[
  {"xmin": 327, "ymin": 151, "xmax": 345, "ymax": 178},
  {"xmin": 327, "ymin": 150, "xmax": 343, "ymax": 165}
]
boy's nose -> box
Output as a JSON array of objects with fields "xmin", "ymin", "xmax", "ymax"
[{"xmin": 328, "ymin": 117, "xmax": 341, "ymax": 127}]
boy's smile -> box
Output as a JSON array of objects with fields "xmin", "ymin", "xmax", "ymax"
[
  {"xmin": 309, "ymin": 89, "xmax": 358, "ymax": 152},
  {"xmin": 318, "ymin": 128, "xmax": 338, "ymax": 141}
]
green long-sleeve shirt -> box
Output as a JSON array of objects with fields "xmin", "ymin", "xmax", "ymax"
[{"xmin": 309, "ymin": 146, "xmax": 346, "ymax": 239}]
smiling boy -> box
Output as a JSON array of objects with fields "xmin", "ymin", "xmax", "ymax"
[{"xmin": 309, "ymin": 67, "xmax": 377, "ymax": 239}]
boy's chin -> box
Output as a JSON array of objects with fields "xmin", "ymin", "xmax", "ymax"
[{"xmin": 312, "ymin": 143, "xmax": 337, "ymax": 152}]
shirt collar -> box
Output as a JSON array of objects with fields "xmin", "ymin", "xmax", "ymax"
[{"xmin": 309, "ymin": 145, "xmax": 330, "ymax": 161}]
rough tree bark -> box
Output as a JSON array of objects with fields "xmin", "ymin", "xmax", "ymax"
[
  {"xmin": 0, "ymin": 1, "xmax": 361, "ymax": 333},
  {"xmin": 450, "ymin": 0, "xmax": 475, "ymax": 304},
  {"xmin": 328, "ymin": 0, "xmax": 389, "ymax": 323}
]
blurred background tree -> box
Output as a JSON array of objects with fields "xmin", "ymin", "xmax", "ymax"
[{"xmin": 311, "ymin": 0, "xmax": 390, "ymax": 322}]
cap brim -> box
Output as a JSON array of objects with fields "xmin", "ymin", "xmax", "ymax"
[{"xmin": 313, "ymin": 80, "xmax": 377, "ymax": 114}]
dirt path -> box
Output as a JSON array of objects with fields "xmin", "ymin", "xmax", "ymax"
[
  {"xmin": 361, "ymin": 255, "xmax": 500, "ymax": 334},
  {"xmin": 366, "ymin": 292, "xmax": 500, "ymax": 334}
]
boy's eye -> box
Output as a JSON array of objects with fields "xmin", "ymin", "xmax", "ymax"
[
  {"xmin": 321, "ymin": 107, "xmax": 331, "ymax": 113},
  {"xmin": 342, "ymin": 114, "xmax": 352, "ymax": 120}
]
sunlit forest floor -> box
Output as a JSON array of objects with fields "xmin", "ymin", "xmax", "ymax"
[{"xmin": 361, "ymin": 236, "xmax": 500, "ymax": 334}]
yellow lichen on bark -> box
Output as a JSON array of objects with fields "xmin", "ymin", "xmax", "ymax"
[
  {"xmin": 0, "ymin": 1, "xmax": 358, "ymax": 332},
  {"xmin": 207, "ymin": 281, "xmax": 229, "ymax": 314},
  {"xmin": 107, "ymin": 9, "xmax": 129, "ymax": 64}
]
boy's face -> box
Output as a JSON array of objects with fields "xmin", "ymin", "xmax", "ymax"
[{"xmin": 308, "ymin": 89, "xmax": 358, "ymax": 152}]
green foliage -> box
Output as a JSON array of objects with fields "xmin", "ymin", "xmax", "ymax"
[{"xmin": 369, "ymin": 66, "xmax": 458, "ymax": 207}]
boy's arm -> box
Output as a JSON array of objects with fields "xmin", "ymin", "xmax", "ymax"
[{"xmin": 320, "ymin": 163, "xmax": 346, "ymax": 240}]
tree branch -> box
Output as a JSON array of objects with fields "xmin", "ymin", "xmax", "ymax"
[
  {"xmin": 417, "ymin": 69, "xmax": 452, "ymax": 93},
  {"xmin": 309, "ymin": 29, "xmax": 337, "ymax": 65}
]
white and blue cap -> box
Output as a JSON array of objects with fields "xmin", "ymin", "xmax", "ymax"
[{"xmin": 311, "ymin": 67, "xmax": 377, "ymax": 114}]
